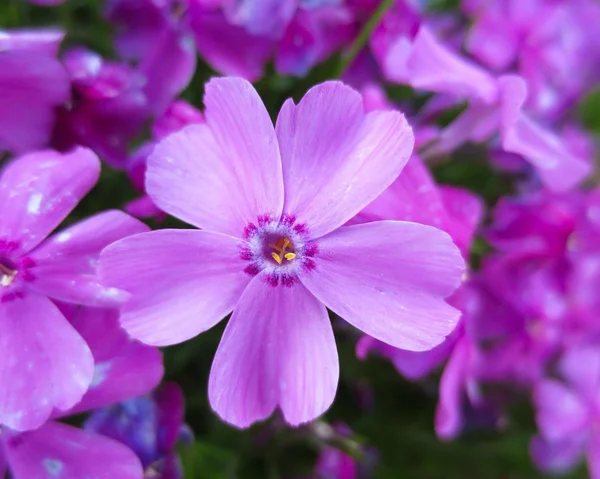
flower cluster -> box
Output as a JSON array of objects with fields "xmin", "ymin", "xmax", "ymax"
[{"xmin": 2, "ymin": 0, "xmax": 600, "ymax": 477}]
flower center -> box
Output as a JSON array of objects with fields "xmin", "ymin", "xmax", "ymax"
[
  {"xmin": 0, "ymin": 261, "xmax": 17, "ymax": 287},
  {"xmin": 268, "ymin": 237, "xmax": 296, "ymax": 265},
  {"xmin": 240, "ymin": 214, "xmax": 317, "ymax": 287}
]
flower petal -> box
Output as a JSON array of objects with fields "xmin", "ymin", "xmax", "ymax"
[
  {"xmin": 0, "ymin": 148, "xmax": 100, "ymax": 255},
  {"xmin": 276, "ymin": 82, "xmax": 414, "ymax": 238},
  {"xmin": 406, "ymin": 27, "xmax": 498, "ymax": 103},
  {"xmin": 189, "ymin": 9, "xmax": 273, "ymax": 81},
  {"xmin": 0, "ymin": 294, "xmax": 93, "ymax": 430},
  {"xmin": 0, "ymin": 51, "xmax": 70, "ymax": 154},
  {"xmin": 209, "ymin": 276, "xmax": 338, "ymax": 428},
  {"xmin": 28, "ymin": 210, "xmax": 148, "ymax": 307},
  {"xmin": 62, "ymin": 307, "xmax": 163, "ymax": 415},
  {"xmin": 98, "ymin": 229, "xmax": 250, "ymax": 346},
  {"xmin": 300, "ymin": 221, "xmax": 464, "ymax": 351},
  {"xmin": 3, "ymin": 421, "xmax": 143, "ymax": 479},
  {"xmin": 498, "ymin": 75, "xmax": 591, "ymax": 192},
  {"xmin": 435, "ymin": 337, "xmax": 469, "ymax": 440},
  {"xmin": 530, "ymin": 435, "xmax": 585, "ymax": 475},
  {"xmin": 534, "ymin": 379, "xmax": 588, "ymax": 442},
  {"xmin": 147, "ymin": 78, "xmax": 283, "ymax": 236}
]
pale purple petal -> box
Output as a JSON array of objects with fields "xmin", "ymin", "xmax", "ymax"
[
  {"xmin": 223, "ymin": 0, "xmax": 296, "ymax": 37},
  {"xmin": 147, "ymin": 78, "xmax": 283, "ymax": 236},
  {"xmin": 439, "ymin": 186, "xmax": 484, "ymax": 256},
  {"xmin": 405, "ymin": 27, "xmax": 498, "ymax": 103},
  {"xmin": 0, "ymin": 51, "xmax": 69, "ymax": 154},
  {"xmin": 530, "ymin": 435, "xmax": 585, "ymax": 475},
  {"xmin": 0, "ymin": 148, "xmax": 100, "ymax": 255},
  {"xmin": 3, "ymin": 421, "xmax": 143, "ymax": 479},
  {"xmin": 0, "ymin": 29, "xmax": 64, "ymax": 56},
  {"xmin": 276, "ymin": 82, "xmax": 414, "ymax": 238},
  {"xmin": 98, "ymin": 230, "xmax": 250, "ymax": 346},
  {"xmin": 139, "ymin": 29, "xmax": 196, "ymax": 115},
  {"xmin": 435, "ymin": 337, "xmax": 469, "ymax": 440},
  {"xmin": 300, "ymin": 221, "xmax": 464, "ymax": 351},
  {"xmin": 498, "ymin": 75, "xmax": 591, "ymax": 192},
  {"xmin": 0, "ymin": 294, "xmax": 93, "ymax": 430},
  {"xmin": 189, "ymin": 8, "xmax": 273, "ymax": 81},
  {"xmin": 534, "ymin": 379, "xmax": 588, "ymax": 442},
  {"xmin": 63, "ymin": 307, "xmax": 164, "ymax": 415},
  {"xmin": 28, "ymin": 210, "xmax": 148, "ymax": 307},
  {"xmin": 209, "ymin": 276, "xmax": 338, "ymax": 427},
  {"xmin": 558, "ymin": 345, "xmax": 600, "ymax": 402},
  {"xmin": 350, "ymin": 154, "xmax": 446, "ymax": 232}
]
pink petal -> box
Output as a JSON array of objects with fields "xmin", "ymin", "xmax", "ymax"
[
  {"xmin": 530, "ymin": 435, "xmax": 585, "ymax": 475},
  {"xmin": 558, "ymin": 346, "xmax": 600, "ymax": 403},
  {"xmin": 0, "ymin": 51, "xmax": 70, "ymax": 154},
  {"xmin": 98, "ymin": 230, "xmax": 250, "ymax": 346},
  {"xmin": 439, "ymin": 186, "xmax": 484, "ymax": 256},
  {"xmin": 147, "ymin": 78, "xmax": 283, "ymax": 237},
  {"xmin": 0, "ymin": 29, "xmax": 64, "ymax": 56},
  {"xmin": 3, "ymin": 421, "xmax": 143, "ymax": 479},
  {"xmin": 209, "ymin": 276, "xmax": 338, "ymax": 428},
  {"xmin": 63, "ymin": 307, "xmax": 163, "ymax": 415},
  {"xmin": 275, "ymin": 82, "xmax": 414, "ymax": 239},
  {"xmin": 139, "ymin": 28, "xmax": 196, "ymax": 115},
  {"xmin": 0, "ymin": 148, "xmax": 100, "ymax": 255},
  {"xmin": 498, "ymin": 75, "xmax": 591, "ymax": 192},
  {"xmin": 189, "ymin": 9, "xmax": 273, "ymax": 81},
  {"xmin": 406, "ymin": 27, "xmax": 498, "ymax": 104},
  {"xmin": 534, "ymin": 380, "xmax": 588, "ymax": 442},
  {"xmin": 299, "ymin": 221, "xmax": 464, "ymax": 351},
  {"xmin": 435, "ymin": 337, "xmax": 469, "ymax": 440},
  {"xmin": 0, "ymin": 294, "xmax": 93, "ymax": 430},
  {"xmin": 28, "ymin": 210, "xmax": 148, "ymax": 307}
]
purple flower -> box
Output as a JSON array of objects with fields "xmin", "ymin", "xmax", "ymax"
[
  {"xmin": 386, "ymin": 27, "xmax": 591, "ymax": 192},
  {"xmin": 53, "ymin": 48, "xmax": 150, "ymax": 168},
  {"xmin": 0, "ymin": 29, "xmax": 70, "ymax": 155},
  {"xmin": 0, "ymin": 148, "xmax": 148, "ymax": 430},
  {"xmin": 531, "ymin": 345, "xmax": 600, "ymax": 477},
  {"xmin": 0, "ymin": 305, "xmax": 163, "ymax": 479},
  {"xmin": 85, "ymin": 383, "xmax": 189, "ymax": 479},
  {"xmin": 99, "ymin": 77, "xmax": 464, "ymax": 428},
  {"xmin": 464, "ymin": 0, "xmax": 600, "ymax": 119}
]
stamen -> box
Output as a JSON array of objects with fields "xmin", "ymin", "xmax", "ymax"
[
  {"xmin": 268, "ymin": 237, "xmax": 295, "ymax": 264},
  {"xmin": 0, "ymin": 263, "xmax": 17, "ymax": 287}
]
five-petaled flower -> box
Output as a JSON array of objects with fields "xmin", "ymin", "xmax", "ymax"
[{"xmin": 99, "ymin": 77, "xmax": 465, "ymax": 428}]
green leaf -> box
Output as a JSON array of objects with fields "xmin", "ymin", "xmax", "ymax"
[{"xmin": 181, "ymin": 442, "xmax": 238, "ymax": 479}]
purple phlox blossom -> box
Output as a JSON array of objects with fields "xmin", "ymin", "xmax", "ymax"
[
  {"xmin": 85, "ymin": 382, "xmax": 190, "ymax": 479},
  {"xmin": 106, "ymin": 0, "xmax": 197, "ymax": 115},
  {"xmin": 0, "ymin": 29, "xmax": 70, "ymax": 155},
  {"xmin": 188, "ymin": 0, "xmax": 356, "ymax": 79},
  {"xmin": 531, "ymin": 344, "xmax": 600, "ymax": 478},
  {"xmin": 464, "ymin": 0, "xmax": 600, "ymax": 119},
  {"xmin": 125, "ymin": 100, "xmax": 205, "ymax": 221},
  {"xmin": 382, "ymin": 26, "xmax": 591, "ymax": 192},
  {"xmin": 52, "ymin": 48, "xmax": 150, "ymax": 169},
  {"xmin": 99, "ymin": 77, "xmax": 464, "ymax": 428},
  {"xmin": 0, "ymin": 147, "xmax": 149, "ymax": 431},
  {"xmin": 0, "ymin": 305, "xmax": 163, "ymax": 479}
]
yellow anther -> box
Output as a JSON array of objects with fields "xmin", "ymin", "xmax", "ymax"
[
  {"xmin": 284, "ymin": 252, "xmax": 296, "ymax": 261},
  {"xmin": 271, "ymin": 252, "xmax": 283, "ymax": 264}
]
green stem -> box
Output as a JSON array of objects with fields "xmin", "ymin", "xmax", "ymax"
[{"xmin": 336, "ymin": 0, "xmax": 396, "ymax": 78}]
